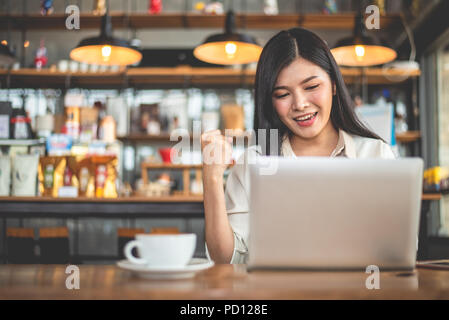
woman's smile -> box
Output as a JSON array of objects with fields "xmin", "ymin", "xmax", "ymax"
[{"xmin": 293, "ymin": 111, "xmax": 318, "ymax": 127}]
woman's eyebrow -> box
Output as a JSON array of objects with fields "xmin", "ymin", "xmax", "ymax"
[
  {"xmin": 272, "ymin": 75, "xmax": 319, "ymax": 93},
  {"xmin": 300, "ymin": 75, "xmax": 318, "ymax": 84}
]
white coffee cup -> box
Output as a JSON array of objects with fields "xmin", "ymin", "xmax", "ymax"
[{"xmin": 124, "ymin": 233, "xmax": 196, "ymax": 268}]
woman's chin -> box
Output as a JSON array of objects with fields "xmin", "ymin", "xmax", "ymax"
[{"xmin": 290, "ymin": 125, "xmax": 322, "ymax": 140}]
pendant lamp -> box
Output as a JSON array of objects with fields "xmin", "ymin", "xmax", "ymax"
[
  {"xmin": 0, "ymin": 41, "xmax": 15, "ymax": 66},
  {"xmin": 1, "ymin": 13, "xmax": 16, "ymax": 66},
  {"xmin": 193, "ymin": 10, "xmax": 263, "ymax": 65},
  {"xmin": 330, "ymin": 12, "xmax": 397, "ymax": 67},
  {"xmin": 70, "ymin": 11, "xmax": 142, "ymax": 66}
]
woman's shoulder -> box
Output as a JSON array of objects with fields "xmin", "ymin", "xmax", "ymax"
[{"xmin": 345, "ymin": 132, "xmax": 396, "ymax": 159}]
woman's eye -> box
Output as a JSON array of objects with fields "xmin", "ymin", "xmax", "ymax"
[
  {"xmin": 274, "ymin": 93, "xmax": 289, "ymax": 99},
  {"xmin": 305, "ymin": 84, "xmax": 320, "ymax": 90}
]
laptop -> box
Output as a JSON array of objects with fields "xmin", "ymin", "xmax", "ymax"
[{"xmin": 247, "ymin": 157, "xmax": 423, "ymax": 271}]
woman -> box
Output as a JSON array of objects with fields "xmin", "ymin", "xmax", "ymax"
[{"xmin": 201, "ymin": 28, "xmax": 395, "ymax": 264}]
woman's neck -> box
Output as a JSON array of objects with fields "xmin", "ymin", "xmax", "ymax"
[{"xmin": 289, "ymin": 124, "xmax": 339, "ymax": 157}]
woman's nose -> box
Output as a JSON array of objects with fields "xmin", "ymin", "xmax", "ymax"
[{"xmin": 292, "ymin": 95, "xmax": 309, "ymax": 111}]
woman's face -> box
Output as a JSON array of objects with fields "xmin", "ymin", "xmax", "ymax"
[{"xmin": 272, "ymin": 57, "xmax": 335, "ymax": 140}]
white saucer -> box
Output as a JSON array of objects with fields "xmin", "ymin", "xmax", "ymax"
[{"xmin": 116, "ymin": 258, "xmax": 214, "ymax": 279}]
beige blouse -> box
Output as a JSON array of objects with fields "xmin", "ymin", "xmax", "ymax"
[{"xmin": 206, "ymin": 129, "xmax": 396, "ymax": 264}]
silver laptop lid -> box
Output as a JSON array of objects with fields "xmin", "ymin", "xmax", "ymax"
[{"xmin": 248, "ymin": 157, "xmax": 423, "ymax": 270}]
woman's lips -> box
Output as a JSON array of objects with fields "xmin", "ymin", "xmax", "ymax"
[{"xmin": 294, "ymin": 112, "xmax": 318, "ymax": 127}]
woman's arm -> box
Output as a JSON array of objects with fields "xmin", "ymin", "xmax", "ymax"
[
  {"xmin": 201, "ymin": 130, "xmax": 235, "ymax": 263},
  {"xmin": 203, "ymin": 174, "xmax": 235, "ymax": 263}
]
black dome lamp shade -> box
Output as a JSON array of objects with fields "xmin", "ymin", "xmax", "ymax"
[
  {"xmin": 70, "ymin": 12, "xmax": 142, "ymax": 66},
  {"xmin": 193, "ymin": 10, "xmax": 263, "ymax": 65},
  {"xmin": 1, "ymin": 12, "xmax": 16, "ymax": 66},
  {"xmin": 0, "ymin": 41, "xmax": 15, "ymax": 66},
  {"xmin": 330, "ymin": 12, "xmax": 397, "ymax": 67}
]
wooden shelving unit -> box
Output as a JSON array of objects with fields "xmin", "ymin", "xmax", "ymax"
[
  {"xmin": 0, "ymin": 138, "xmax": 46, "ymax": 146},
  {"xmin": 0, "ymin": 66, "xmax": 420, "ymax": 89},
  {"xmin": 339, "ymin": 67, "xmax": 422, "ymax": 84},
  {"xmin": 118, "ymin": 131, "xmax": 253, "ymax": 144},
  {"xmin": 0, "ymin": 13, "xmax": 400, "ymax": 31},
  {"xmin": 0, "ymin": 193, "xmax": 438, "ymax": 202},
  {"xmin": 0, "ymin": 67, "xmax": 254, "ymax": 89},
  {"xmin": 141, "ymin": 162, "xmax": 203, "ymax": 197},
  {"xmin": 0, "ymin": 195, "xmax": 203, "ymax": 203},
  {"xmin": 396, "ymin": 131, "xmax": 421, "ymax": 144},
  {"xmin": 119, "ymin": 130, "xmax": 420, "ymax": 144},
  {"xmin": 422, "ymin": 193, "xmax": 442, "ymax": 201},
  {"xmin": 118, "ymin": 133, "xmax": 184, "ymax": 143},
  {"xmin": 141, "ymin": 163, "xmax": 203, "ymax": 170},
  {"xmin": 0, "ymin": 11, "xmax": 424, "ymax": 201}
]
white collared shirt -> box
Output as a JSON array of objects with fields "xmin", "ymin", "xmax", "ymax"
[{"xmin": 206, "ymin": 130, "xmax": 396, "ymax": 264}]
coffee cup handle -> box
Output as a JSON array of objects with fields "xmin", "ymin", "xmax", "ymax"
[{"xmin": 124, "ymin": 240, "xmax": 147, "ymax": 265}]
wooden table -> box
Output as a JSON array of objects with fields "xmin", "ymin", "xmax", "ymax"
[{"xmin": 0, "ymin": 264, "xmax": 448, "ymax": 300}]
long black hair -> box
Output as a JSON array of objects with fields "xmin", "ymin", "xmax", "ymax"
[{"xmin": 254, "ymin": 27, "xmax": 381, "ymax": 155}]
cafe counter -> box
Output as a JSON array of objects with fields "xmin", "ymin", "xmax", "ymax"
[
  {"xmin": 0, "ymin": 196, "xmax": 205, "ymax": 264},
  {"xmin": 0, "ymin": 194, "xmax": 442, "ymax": 262},
  {"xmin": 0, "ymin": 193, "xmax": 439, "ymax": 218},
  {"xmin": 0, "ymin": 196, "xmax": 205, "ymax": 218}
]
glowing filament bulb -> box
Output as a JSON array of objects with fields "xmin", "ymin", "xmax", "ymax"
[
  {"xmin": 355, "ymin": 45, "xmax": 365, "ymax": 60},
  {"xmin": 1, "ymin": 40, "xmax": 7, "ymax": 46},
  {"xmin": 225, "ymin": 42, "xmax": 237, "ymax": 58},
  {"xmin": 102, "ymin": 45, "xmax": 112, "ymax": 61}
]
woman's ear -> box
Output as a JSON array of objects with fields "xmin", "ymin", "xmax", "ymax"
[{"xmin": 333, "ymin": 83, "xmax": 336, "ymax": 96}]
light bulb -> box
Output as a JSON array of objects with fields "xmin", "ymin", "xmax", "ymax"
[
  {"xmin": 355, "ymin": 45, "xmax": 365, "ymax": 58},
  {"xmin": 1, "ymin": 40, "xmax": 7, "ymax": 46},
  {"xmin": 102, "ymin": 45, "xmax": 112, "ymax": 61},
  {"xmin": 225, "ymin": 42, "xmax": 237, "ymax": 59}
]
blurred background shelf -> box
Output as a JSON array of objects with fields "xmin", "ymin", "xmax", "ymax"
[
  {"xmin": 0, "ymin": 67, "xmax": 420, "ymax": 89},
  {"xmin": 0, "ymin": 13, "xmax": 401, "ymax": 31},
  {"xmin": 422, "ymin": 193, "xmax": 442, "ymax": 201},
  {"xmin": 0, "ymin": 195, "xmax": 203, "ymax": 203},
  {"xmin": 396, "ymin": 131, "xmax": 421, "ymax": 143},
  {"xmin": 118, "ymin": 131, "xmax": 253, "ymax": 143},
  {"xmin": 118, "ymin": 133, "xmax": 183, "ymax": 142},
  {"xmin": 0, "ymin": 138, "xmax": 46, "ymax": 146},
  {"xmin": 119, "ymin": 131, "xmax": 420, "ymax": 144},
  {"xmin": 141, "ymin": 163, "xmax": 202, "ymax": 170},
  {"xmin": 0, "ymin": 193, "xmax": 438, "ymax": 203}
]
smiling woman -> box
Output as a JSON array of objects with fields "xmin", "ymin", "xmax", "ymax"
[
  {"xmin": 254, "ymin": 27, "xmax": 383, "ymax": 156},
  {"xmin": 201, "ymin": 27, "xmax": 396, "ymax": 264},
  {"xmin": 271, "ymin": 57, "xmax": 338, "ymax": 156}
]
